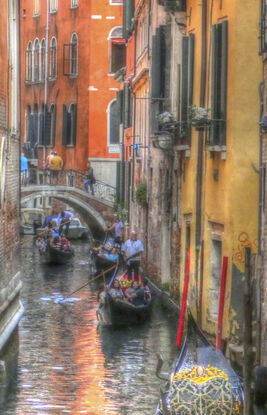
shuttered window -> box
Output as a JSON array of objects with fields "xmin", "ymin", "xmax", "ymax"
[
  {"xmin": 123, "ymin": 0, "xmax": 135, "ymax": 40},
  {"xmin": 211, "ymin": 21, "xmax": 228, "ymax": 146},
  {"xmin": 260, "ymin": 0, "xmax": 267, "ymax": 54},
  {"xmin": 62, "ymin": 104, "xmax": 77, "ymax": 146},
  {"xmin": 123, "ymin": 83, "xmax": 131, "ymax": 128},
  {"xmin": 180, "ymin": 33, "xmax": 195, "ymax": 145},
  {"xmin": 151, "ymin": 26, "xmax": 166, "ymax": 99}
]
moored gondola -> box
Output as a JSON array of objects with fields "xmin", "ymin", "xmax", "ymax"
[
  {"xmin": 156, "ymin": 313, "xmax": 244, "ymax": 414},
  {"xmin": 42, "ymin": 243, "xmax": 74, "ymax": 265}
]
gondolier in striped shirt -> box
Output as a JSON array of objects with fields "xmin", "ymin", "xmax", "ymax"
[{"xmin": 122, "ymin": 230, "xmax": 144, "ymax": 281}]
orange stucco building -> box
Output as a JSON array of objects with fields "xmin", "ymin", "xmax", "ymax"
[{"xmin": 21, "ymin": 0, "xmax": 123, "ymax": 186}]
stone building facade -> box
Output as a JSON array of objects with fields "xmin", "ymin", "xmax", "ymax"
[{"xmin": 0, "ymin": 0, "xmax": 23, "ymax": 351}]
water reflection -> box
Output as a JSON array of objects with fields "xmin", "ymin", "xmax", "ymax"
[{"xmin": 1, "ymin": 240, "xmax": 178, "ymax": 414}]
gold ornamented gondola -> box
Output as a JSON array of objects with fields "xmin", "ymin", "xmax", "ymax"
[{"xmin": 156, "ymin": 314, "xmax": 244, "ymax": 415}]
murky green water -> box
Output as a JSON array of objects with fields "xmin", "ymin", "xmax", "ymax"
[{"xmin": 2, "ymin": 240, "xmax": 178, "ymax": 415}]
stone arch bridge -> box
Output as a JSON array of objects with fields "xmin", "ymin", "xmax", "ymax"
[{"xmin": 21, "ymin": 168, "xmax": 117, "ymax": 233}]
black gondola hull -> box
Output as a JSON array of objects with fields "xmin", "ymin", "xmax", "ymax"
[
  {"xmin": 42, "ymin": 245, "xmax": 74, "ymax": 265},
  {"xmin": 98, "ymin": 294, "xmax": 152, "ymax": 326}
]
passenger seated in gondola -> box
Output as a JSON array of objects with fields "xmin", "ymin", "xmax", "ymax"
[
  {"xmin": 60, "ymin": 235, "xmax": 71, "ymax": 251},
  {"xmin": 108, "ymin": 279, "xmax": 124, "ymax": 299},
  {"xmin": 105, "ymin": 247, "xmax": 119, "ymax": 262},
  {"xmin": 125, "ymin": 281, "xmax": 145, "ymax": 306},
  {"xmin": 140, "ymin": 278, "xmax": 151, "ymax": 302},
  {"xmin": 52, "ymin": 236, "xmax": 62, "ymax": 249}
]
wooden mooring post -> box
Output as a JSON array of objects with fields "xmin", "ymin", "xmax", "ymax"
[{"xmin": 243, "ymin": 247, "xmax": 253, "ymax": 415}]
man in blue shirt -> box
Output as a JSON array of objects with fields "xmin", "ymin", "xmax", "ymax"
[
  {"xmin": 122, "ymin": 231, "xmax": 144, "ymax": 281},
  {"xmin": 20, "ymin": 153, "xmax": 28, "ymax": 186}
]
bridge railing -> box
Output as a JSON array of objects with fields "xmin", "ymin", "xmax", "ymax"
[{"xmin": 25, "ymin": 167, "xmax": 116, "ymax": 205}]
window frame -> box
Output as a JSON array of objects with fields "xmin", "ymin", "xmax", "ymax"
[
  {"xmin": 71, "ymin": 0, "xmax": 79, "ymax": 8},
  {"xmin": 26, "ymin": 41, "xmax": 32, "ymax": 83},
  {"xmin": 33, "ymin": 0, "xmax": 40, "ymax": 16},
  {"xmin": 107, "ymin": 98, "xmax": 120, "ymax": 153},
  {"xmin": 33, "ymin": 38, "xmax": 40, "ymax": 83},
  {"xmin": 50, "ymin": 0, "xmax": 58, "ymax": 14},
  {"xmin": 40, "ymin": 38, "xmax": 46, "ymax": 82},
  {"xmin": 49, "ymin": 36, "xmax": 57, "ymax": 80},
  {"xmin": 108, "ymin": 26, "xmax": 125, "ymax": 75}
]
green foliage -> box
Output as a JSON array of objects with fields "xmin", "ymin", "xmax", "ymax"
[
  {"xmin": 113, "ymin": 198, "xmax": 129, "ymax": 221},
  {"xmin": 162, "ymin": 282, "xmax": 170, "ymax": 292},
  {"xmin": 135, "ymin": 181, "xmax": 147, "ymax": 208}
]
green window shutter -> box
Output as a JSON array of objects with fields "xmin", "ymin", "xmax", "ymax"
[
  {"xmin": 211, "ymin": 24, "xmax": 219, "ymax": 145},
  {"xmin": 188, "ymin": 34, "xmax": 195, "ymax": 109},
  {"xmin": 123, "ymin": 0, "xmax": 134, "ymax": 40},
  {"xmin": 62, "ymin": 104, "xmax": 69, "ymax": 145},
  {"xmin": 72, "ymin": 104, "xmax": 77, "ymax": 146},
  {"xmin": 117, "ymin": 90, "xmax": 123, "ymax": 124},
  {"xmin": 159, "ymin": 25, "xmax": 166, "ymax": 98},
  {"xmin": 123, "ymin": 83, "xmax": 131, "ymax": 128},
  {"xmin": 219, "ymin": 20, "xmax": 228, "ymax": 146},
  {"xmin": 44, "ymin": 111, "xmax": 52, "ymax": 146},
  {"xmin": 181, "ymin": 36, "xmax": 189, "ymax": 123}
]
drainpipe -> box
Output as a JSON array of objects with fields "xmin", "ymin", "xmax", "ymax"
[
  {"xmin": 18, "ymin": 0, "xmax": 22, "ymax": 216},
  {"xmin": 195, "ymin": 0, "xmax": 207, "ymax": 323},
  {"xmin": 257, "ymin": 80, "xmax": 264, "ymax": 364},
  {"xmin": 43, "ymin": 0, "xmax": 50, "ymax": 169}
]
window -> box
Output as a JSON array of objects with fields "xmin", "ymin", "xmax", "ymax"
[
  {"xmin": 123, "ymin": 0, "xmax": 134, "ymax": 39},
  {"xmin": 110, "ymin": 0, "xmax": 123, "ymax": 4},
  {"xmin": 210, "ymin": 21, "xmax": 228, "ymax": 146},
  {"xmin": 28, "ymin": 104, "xmax": 39, "ymax": 158},
  {"xmin": 49, "ymin": 37, "xmax": 57, "ymax": 79},
  {"xmin": 50, "ymin": 0, "xmax": 58, "ymax": 13},
  {"xmin": 136, "ymin": 14, "xmax": 149, "ymax": 59},
  {"xmin": 50, "ymin": 104, "xmax": 57, "ymax": 146},
  {"xmin": 33, "ymin": 0, "xmax": 40, "ymax": 16},
  {"xmin": 62, "ymin": 103, "xmax": 77, "ymax": 146},
  {"xmin": 71, "ymin": 0, "xmax": 79, "ymax": 8},
  {"xmin": 26, "ymin": 42, "xmax": 32, "ymax": 83},
  {"xmin": 33, "ymin": 38, "xmax": 40, "ymax": 82},
  {"xmin": 210, "ymin": 239, "xmax": 222, "ymax": 319},
  {"xmin": 108, "ymin": 99, "xmax": 120, "ymax": 153},
  {"xmin": 260, "ymin": 0, "xmax": 267, "ymax": 54},
  {"xmin": 40, "ymin": 39, "xmax": 46, "ymax": 82},
  {"xmin": 63, "ymin": 33, "xmax": 78, "ymax": 76},
  {"xmin": 109, "ymin": 27, "xmax": 125, "ymax": 74},
  {"xmin": 180, "ymin": 33, "xmax": 195, "ymax": 145}
]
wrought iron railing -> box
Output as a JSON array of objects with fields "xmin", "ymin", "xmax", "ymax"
[{"xmin": 23, "ymin": 167, "xmax": 116, "ymax": 205}]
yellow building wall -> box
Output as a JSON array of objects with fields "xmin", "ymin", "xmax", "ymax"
[{"xmin": 180, "ymin": 0, "xmax": 261, "ymax": 341}]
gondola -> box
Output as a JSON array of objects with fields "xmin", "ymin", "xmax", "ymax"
[
  {"xmin": 97, "ymin": 272, "xmax": 152, "ymax": 326},
  {"xmin": 156, "ymin": 313, "xmax": 244, "ymax": 415},
  {"xmin": 42, "ymin": 243, "xmax": 74, "ymax": 265}
]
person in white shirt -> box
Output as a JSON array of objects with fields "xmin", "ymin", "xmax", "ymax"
[{"xmin": 122, "ymin": 230, "xmax": 144, "ymax": 281}]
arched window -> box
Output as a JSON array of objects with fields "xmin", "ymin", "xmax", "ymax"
[
  {"xmin": 50, "ymin": 0, "xmax": 58, "ymax": 13},
  {"xmin": 40, "ymin": 39, "xmax": 46, "ymax": 81},
  {"xmin": 70, "ymin": 33, "xmax": 78, "ymax": 76},
  {"xmin": 108, "ymin": 27, "xmax": 125, "ymax": 74},
  {"xmin": 26, "ymin": 41, "xmax": 32, "ymax": 83},
  {"xmin": 108, "ymin": 99, "xmax": 120, "ymax": 152},
  {"xmin": 25, "ymin": 105, "xmax": 31, "ymax": 142},
  {"xmin": 62, "ymin": 103, "xmax": 77, "ymax": 146},
  {"xmin": 28, "ymin": 104, "xmax": 39, "ymax": 158},
  {"xmin": 50, "ymin": 104, "xmax": 57, "ymax": 146},
  {"xmin": 71, "ymin": 0, "xmax": 79, "ymax": 7},
  {"xmin": 33, "ymin": 38, "xmax": 40, "ymax": 82},
  {"xmin": 49, "ymin": 37, "xmax": 57, "ymax": 79}
]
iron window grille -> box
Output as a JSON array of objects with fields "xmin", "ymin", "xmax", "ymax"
[{"xmin": 63, "ymin": 39, "xmax": 78, "ymax": 77}]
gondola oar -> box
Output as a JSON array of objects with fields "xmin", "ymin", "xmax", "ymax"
[{"xmin": 55, "ymin": 264, "xmax": 117, "ymax": 304}]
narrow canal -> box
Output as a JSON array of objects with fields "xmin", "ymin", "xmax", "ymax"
[{"xmin": 2, "ymin": 241, "xmax": 178, "ymax": 415}]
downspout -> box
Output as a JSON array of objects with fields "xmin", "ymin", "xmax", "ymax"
[
  {"xmin": 43, "ymin": 0, "xmax": 50, "ymax": 168},
  {"xmin": 195, "ymin": 0, "xmax": 207, "ymax": 323},
  {"xmin": 257, "ymin": 80, "xmax": 264, "ymax": 364},
  {"xmin": 18, "ymin": 0, "xmax": 22, "ymax": 215}
]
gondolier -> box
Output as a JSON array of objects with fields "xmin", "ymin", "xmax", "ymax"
[{"xmin": 122, "ymin": 230, "xmax": 144, "ymax": 281}]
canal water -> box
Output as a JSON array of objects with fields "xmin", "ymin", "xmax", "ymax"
[{"xmin": 2, "ymin": 241, "xmax": 178, "ymax": 415}]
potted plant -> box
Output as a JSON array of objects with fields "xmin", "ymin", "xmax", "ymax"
[
  {"xmin": 190, "ymin": 105, "xmax": 211, "ymax": 130},
  {"xmin": 156, "ymin": 111, "xmax": 176, "ymax": 132},
  {"xmin": 135, "ymin": 181, "xmax": 147, "ymax": 208}
]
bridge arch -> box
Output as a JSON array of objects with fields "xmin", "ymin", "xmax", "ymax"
[{"xmin": 21, "ymin": 186, "xmax": 112, "ymax": 232}]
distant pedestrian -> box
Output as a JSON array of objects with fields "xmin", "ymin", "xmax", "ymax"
[
  {"xmin": 108, "ymin": 217, "xmax": 124, "ymax": 243},
  {"xmin": 49, "ymin": 151, "xmax": 63, "ymax": 184},
  {"xmin": 122, "ymin": 231, "xmax": 144, "ymax": 281},
  {"xmin": 83, "ymin": 160, "xmax": 95, "ymax": 195},
  {"xmin": 20, "ymin": 152, "xmax": 29, "ymax": 186}
]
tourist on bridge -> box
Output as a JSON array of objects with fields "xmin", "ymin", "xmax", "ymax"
[
  {"xmin": 122, "ymin": 231, "xmax": 144, "ymax": 281},
  {"xmin": 49, "ymin": 151, "xmax": 63, "ymax": 184},
  {"xmin": 83, "ymin": 160, "xmax": 95, "ymax": 195},
  {"xmin": 20, "ymin": 152, "xmax": 29, "ymax": 186}
]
